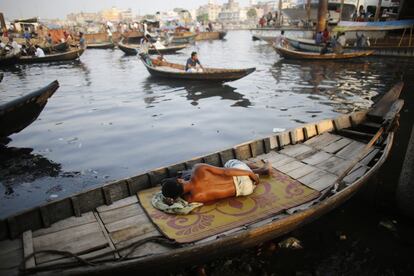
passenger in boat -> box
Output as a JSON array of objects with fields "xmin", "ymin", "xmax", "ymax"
[
  {"xmin": 186, "ymin": 51, "xmax": 204, "ymax": 72},
  {"xmin": 34, "ymin": 45, "xmax": 45, "ymax": 57},
  {"xmin": 45, "ymin": 33, "xmax": 53, "ymax": 45},
  {"xmin": 106, "ymin": 27, "xmax": 113, "ymax": 43},
  {"xmin": 315, "ymin": 31, "xmax": 323, "ymax": 44},
  {"xmin": 274, "ymin": 30, "xmax": 285, "ymax": 47},
  {"xmin": 337, "ymin": 32, "xmax": 346, "ymax": 47},
  {"xmin": 7, "ymin": 38, "xmax": 21, "ymax": 55},
  {"xmin": 161, "ymin": 160, "xmax": 271, "ymax": 204},
  {"xmin": 79, "ymin": 32, "xmax": 86, "ymax": 49},
  {"xmin": 322, "ymin": 28, "xmax": 330, "ymax": 44}
]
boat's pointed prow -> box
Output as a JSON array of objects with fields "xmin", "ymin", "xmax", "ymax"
[{"xmin": 368, "ymin": 82, "xmax": 404, "ymax": 122}]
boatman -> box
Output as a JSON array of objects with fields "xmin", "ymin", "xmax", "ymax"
[
  {"xmin": 185, "ymin": 51, "xmax": 204, "ymax": 72},
  {"xmin": 161, "ymin": 160, "xmax": 271, "ymax": 204}
]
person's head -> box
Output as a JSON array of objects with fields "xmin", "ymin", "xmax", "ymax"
[
  {"xmin": 48, "ymin": 33, "xmax": 51, "ymax": 37},
  {"xmin": 191, "ymin": 51, "xmax": 197, "ymax": 60},
  {"xmin": 35, "ymin": 45, "xmax": 40, "ymax": 49},
  {"xmin": 161, "ymin": 178, "xmax": 184, "ymax": 199},
  {"xmin": 281, "ymin": 30, "xmax": 285, "ymax": 35}
]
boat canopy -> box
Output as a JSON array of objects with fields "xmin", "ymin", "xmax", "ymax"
[{"xmin": 334, "ymin": 20, "xmax": 414, "ymax": 32}]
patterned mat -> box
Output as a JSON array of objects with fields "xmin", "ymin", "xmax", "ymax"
[{"xmin": 138, "ymin": 170, "xmax": 320, "ymax": 243}]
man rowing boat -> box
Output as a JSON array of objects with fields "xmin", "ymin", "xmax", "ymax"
[{"xmin": 161, "ymin": 160, "xmax": 271, "ymax": 204}]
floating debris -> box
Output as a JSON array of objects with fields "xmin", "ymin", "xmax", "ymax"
[{"xmin": 278, "ymin": 237, "xmax": 302, "ymax": 249}]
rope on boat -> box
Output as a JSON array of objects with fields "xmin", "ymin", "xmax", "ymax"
[{"xmin": 20, "ymin": 235, "xmax": 179, "ymax": 274}]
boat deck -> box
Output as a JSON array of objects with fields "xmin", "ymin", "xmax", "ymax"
[{"xmin": 0, "ymin": 126, "xmax": 381, "ymax": 275}]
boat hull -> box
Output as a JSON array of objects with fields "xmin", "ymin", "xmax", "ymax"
[
  {"xmin": 118, "ymin": 42, "xmax": 187, "ymax": 55},
  {"xmin": 195, "ymin": 31, "xmax": 227, "ymax": 41},
  {"xmin": 274, "ymin": 45, "xmax": 374, "ymax": 60},
  {"xmin": 0, "ymin": 52, "xmax": 21, "ymax": 67},
  {"xmin": 87, "ymin": 42, "xmax": 115, "ymax": 49},
  {"xmin": 17, "ymin": 48, "xmax": 85, "ymax": 64},
  {"xmin": 0, "ymin": 80, "xmax": 59, "ymax": 137}
]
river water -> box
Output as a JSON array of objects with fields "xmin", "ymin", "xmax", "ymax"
[{"xmin": 1, "ymin": 30, "xmax": 414, "ymax": 274}]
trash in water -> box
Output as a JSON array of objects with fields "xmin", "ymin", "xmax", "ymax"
[
  {"xmin": 272, "ymin": 128, "xmax": 285, "ymax": 133},
  {"xmin": 379, "ymin": 219, "xmax": 397, "ymax": 232},
  {"xmin": 278, "ymin": 237, "xmax": 302, "ymax": 249}
]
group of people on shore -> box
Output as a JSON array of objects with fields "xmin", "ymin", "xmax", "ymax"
[{"xmin": 259, "ymin": 11, "xmax": 280, "ymax": 28}]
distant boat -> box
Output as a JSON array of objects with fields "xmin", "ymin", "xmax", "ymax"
[
  {"xmin": 139, "ymin": 54, "xmax": 256, "ymax": 82},
  {"xmin": 274, "ymin": 44, "xmax": 374, "ymax": 60},
  {"xmin": 195, "ymin": 31, "xmax": 227, "ymax": 41},
  {"xmin": 118, "ymin": 39, "xmax": 187, "ymax": 55},
  {"xmin": 86, "ymin": 41, "xmax": 115, "ymax": 49},
  {"xmin": 0, "ymin": 80, "xmax": 59, "ymax": 137}
]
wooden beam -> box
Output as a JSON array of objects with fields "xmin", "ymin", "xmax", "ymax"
[
  {"xmin": 317, "ymin": 0, "xmax": 328, "ymax": 32},
  {"xmin": 399, "ymin": 28, "xmax": 407, "ymax": 47},
  {"xmin": 23, "ymin": 230, "xmax": 35, "ymax": 269},
  {"xmin": 374, "ymin": 0, "xmax": 383, "ymax": 22}
]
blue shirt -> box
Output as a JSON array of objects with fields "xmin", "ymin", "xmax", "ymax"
[{"xmin": 185, "ymin": 58, "xmax": 201, "ymax": 71}]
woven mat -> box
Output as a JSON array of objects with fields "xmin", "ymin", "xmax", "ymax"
[{"xmin": 138, "ymin": 170, "xmax": 320, "ymax": 243}]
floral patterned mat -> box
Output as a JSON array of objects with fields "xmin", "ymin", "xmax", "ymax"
[{"xmin": 138, "ymin": 170, "xmax": 320, "ymax": 243}]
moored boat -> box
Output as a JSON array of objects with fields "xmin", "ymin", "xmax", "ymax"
[
  {"xmin": 170, "ymin": 32, "xmax": 197, "ymax": 44},
  {"xmin": 139, "ymin": 54, "xmax": 256, "ymax": 82},
  {"xmin": 86, "ymin": 41, "xmax": 115, "ymax": 49},
  {"xmin": 0, "ymin": 82, "xmax": 404, "ymax": 275},
  {"xmin": 0, "ymin": 80, "xmax": 59, "ymax": 138},
  {"xmin": 41, "ymin": 41, "xmax": 69, "ymax": 53},
  {"xmin": 195, "ymin": 31, "xmax": 227, "ymax": 41},
  {"xmin": 17, "ymin": 48, "xmax": 85, "ymax": 64},
  {"xmin": 274, "ymin": 44, "xmax": 374, "ymax": 60},
  {"xmin": 118, "ymin": 40, "xmax": 187, "ymax": 55}
]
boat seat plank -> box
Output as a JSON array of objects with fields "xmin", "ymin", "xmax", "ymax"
[
  {"xmin": 115, "ymin": 231, "xmax": 168, "ymax": 258},
  {"xmin": 336, "ymin": 140, "xmax": 366, "ymax": 159},
  {"xmin": 98, "ymin": 203, "xmax": 145, "ymax": 225},
  {"xmin": 360, "ymin": 148, "xmax": 380, "ymax": 166},
  {"xmin": 22, "ymin": 231, "xmax": 35, "ymax": 269},
  {"xmin": 323, "ymin": 138, "xmax": 352, "ymax": 153},
  {"xmin": 284, "ymin": 163, "xmax": 316, "ymax": 179},
  {"xmin": 105, "ymin": 213, "xmax": 151, "ymax": 233},
  {"xmin": 280, "ymin": 144, "xmax": 314, "ymax": 158},
  {"xmin": 34, "ymin": 230, "xmax": 109, "ymax": 264},
  {"xmin": 110, "ymin": 225, "xmax": 159, "ymax": 245},
  {"xmin": 96, "ymin": 196, "xmax": 139, "ymax": 213},
  {"xmin": 32, "ymin": 212, "xmax": 96, "ymax": 238},
  {"xmin": 301, "ymin": 151, "xmax": 333, "ymax": 165},
  {"xmin": 307, "ymin": 173, "xmax": 337, "ymax": 191},
  {"xmin": 368, "ymin": 82, "xmax": 403, "ymax": 120},
  {"xmin": 276, "ymin": 160, "xmax": 306, "ymax": 174},
  {"xmin": 315, "ymin": 156, "xmax": 353, "ymax": 176},
  {"xmin": 298, "ymin": 169, "xmax": 332, "ymax": 186},
  {"xmin": 304, "ymin": 133, "xmax": 342, "ymax": 149}
]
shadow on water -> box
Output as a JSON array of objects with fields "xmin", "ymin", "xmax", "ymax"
[{"xmin": 141, "ymin": 77, "xmax": 252, "ymax": 108}]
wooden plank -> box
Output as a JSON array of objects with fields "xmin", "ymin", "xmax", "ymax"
[
  {"xmin": 316, "ymin": 156, "xmax": 353, "ymax": 176},
  {"xmin": 110, "ymin": 224, "xmax": 158, "ymax": 245},
  {"xmin": 368, "ymin": 82, "xmax": 403, "ymax": 120},
  {"xmin": 0, "ymin": 241, "xmax": 22, "ymax": 270},
  {"xmin": 316, "ymin": 119, "xmax": 334, "ymax": 134},
  {"xmin": 218, "ymin": 149, "xmax": 235, "ymax": 165},
  {"xmin": 360, "ymin": 148, "xmax": 379, "ymax": 166},
  {"xmin": 203, "ymin": 153, "xmax": 221, "ymax": 166},
  {"xmin": 285, "ymin": 163, "xmax": 316, "ymax": 179},
  {"xmin": 280, "ymin": 144, "xmax": 313, "ymax": 158},
  {"xmin": 0, "ymin": 237, "xmax": 22, "ymax": 256},
  {"xmin": 338, "ymin": 129, "xmax": 374, "ymax": 139},
  {"xmin": 22, "ymin": 231, "xmax": 35, "ymax": 269},
  {"xmin": 126, "ymin": 174, "xmax": 150, "ymax": 195},
  {"xmin": 323, "ymin": 138, "xmax": 352, "ymax": 153},
  {"xmin": 304, "ymin": 133, "xmax": 341, "ymax": 149},
  {"xmin": 343, "ymin": 165, "xmax": 369, "ymax": 184},
  {"xmin": 303, "ymin": 124, "xmax": 317, "ymax": 140},
  {"xmin": 105, "ymin": 213, "xmax": 150, "ymax": 233},
  {"xmin": 99, "ymin": 203, "xmax": 144, "ymax": 225},
  {"xmin": 93, "ymin": 212, "xmax": 119, "ymax": 259},
  {"xmin": 148, "ymin": 168, "xmax": 168, "ymax": 186},
  {"xmin": 105, "ymin": 180, "xmax": 130, "ymax": 203},
  {"xmin": 234, "ymin": 144, "xmax": 252, "ymax": 160},
  {"xmin": 336, "ymin": 141, "xmax": 366, "ymax": 159},
  {"xmin": 115, "ymin": 230, "xmax": 166, "ymax": 258},
  {"xmin": 268, "ymin": 136, "xmax": 278, "ymax": 150},
  {"xmin": 276, "ymin": 160, "xmax": 305, "ymax": 174},
  {"xmin": 96, "ymin": 196, "xmax": 138, "ymax": 213},
  {"xmin": 297, "ymin": 169, "xmax": 337, "ymax": 190},
  {"xmin": 350, "ymin": 111, "xmax": 367, "ymax": 126},
  {"xmin": 302, "ymin": 151, "xmax": 332, "ymax": 165},
  {"xmin": 33, "ymin": 212, "xmax": 96, "ymax": 238},
  {"xmin": 290, "ymin": 128, "xmax": 304, "ymax": 144},
  {"xmin": 267, "ymin": 153, "xmax": 295, "ymax": 168},
  {"xmin": 277, "ymin": 132, "xmax": 290, "ymax": 147},
  {"xmin": 166, "ymin": 163, "xmax": 187, "ymax": 177},
  {"xmin": 250, "ymin": 140, "xmax": 265, "ymax": 157},
  {"xmin": 333, "ymin": 115, "xmax": 352, "ymax": 130}
]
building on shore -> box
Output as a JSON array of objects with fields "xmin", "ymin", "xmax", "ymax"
[
  {"xmin": 218, "ymin": 0, "xmax": 248, "ymax": 23},
  {"xmin": 197, "ymin": 0, "xmax": 222, "ymax": 22}
]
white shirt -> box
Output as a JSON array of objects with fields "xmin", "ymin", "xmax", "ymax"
[
  {"xmin": 107, "ymin": 29, "xmax": 112, "ymax": 36},
  {"xmin": 35, "ymin": 47, "xmax": 45, "ymax": 57},
  {"xmin": 338, "ymin": 36, "xmax": 346, "ymax": 46}
]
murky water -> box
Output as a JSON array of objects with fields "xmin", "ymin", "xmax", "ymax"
[{"xmin": 0, "ymin": 30, "xmax": 411, "ymax": 219}]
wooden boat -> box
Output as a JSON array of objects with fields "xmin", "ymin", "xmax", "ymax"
[
  {"xmin": 0, "ymin": 52, "xmax": 21, "ymax": 67},
  {"xmin": 0, "ymin": 80, "xmax": 59, "ymax": 138},
  {"xmin": 195, "ymin": 31, "xmax": 227, "ymax": 41},
  {"xmin": 139, "ymin": 54, "xmax": 256, "ymax": 82},
  {"xmin": 0, "ymin": 83, "xmax": 403, "ymax": 275},
  {"xmin": 170, "ymin": 32, "xmax": 197, "ymax": 44},
  {"xmin": 118, "ymin": 40, "xmax": 187, "ymax": 55},
  {"xmin": 285, "ymin": 37, "xmax": 325, "ymax": 52},
  {"xmin": 274, "ymin": 44, "xmax": 374, "ymax": 60},
  {"xmin": 86, "ymin": 42, "xmax": 115, "ymax": 49},
  {"xmin": 17, "ymin": 48, "xmax": 85, "ymax": 64}
]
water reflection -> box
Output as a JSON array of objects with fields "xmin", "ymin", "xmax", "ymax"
[{"xmin": 142, "ymin": 78, "xmax": 252, "ymax": 107}]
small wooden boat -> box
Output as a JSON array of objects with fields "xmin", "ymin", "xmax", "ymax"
[
  {"xmin": 0, "ymin": 83, "xmax": 403, "ymax": 275},
  {"xmin": 170, "ymin": 32, "xmax": 197, "ymax": 44},
  {"xmin": 0, "ymin": 52, "xmax": 21, "ymax": 67},
  {"xmin": 86, "ymin": 42, "xmax": 115, "ymax": 49},
  {"xmin": 195, "ymin": 31, "xmax": 227, "ymax": 41},
  {"xmin": 118, "ymin": 40, "xmax": 187, "ymax": 55},
  {"xmin": 274, "ymin": 44, "xmax": 374, "ymax": 60},
  {"xmin": 139, "ymin": 54, "xmax": 256, "ymax": 82},
  {"xmin": 0, "ymin": 80, "xmax": 59, "ymax": 138},
  {"xmin": 17, "ymin": 48, "xmax": 85, "ymax": 64},
  {"xmin": 286, "ymin": 37, "xmax": 325, "ymax": 52}
]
